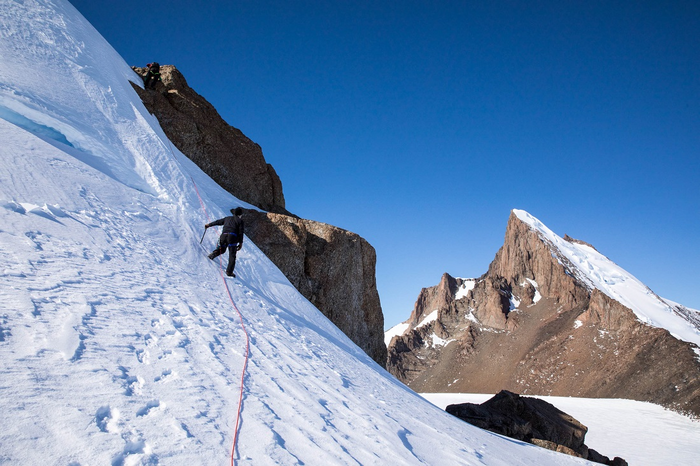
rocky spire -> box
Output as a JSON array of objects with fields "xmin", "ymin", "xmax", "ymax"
[
  {"xmin": 132, "ymin": 65, "xmax": 286, "ymax": 213},
  {"xmin": 487, "ymin": 211, "xmax": 589, "ymax": 308}
]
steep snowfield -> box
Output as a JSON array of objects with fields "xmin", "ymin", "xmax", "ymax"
[
  {"xmin": 513, "ymin": 210, "xmax": 700, "ymax": 347},
  {"xmin": 0, "ymin": 1, "xmax": 594, "ymax": 465}
]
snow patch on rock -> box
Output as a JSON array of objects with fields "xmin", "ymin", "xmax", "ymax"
[
  {"xmin": 384, "ymin": 321, "xmax": 409, "ymax": 346},
  {"xmin": 416, "ymin": 309, "xmax": 439, "ymax": 329},
  {"xmin": 427, "ymin": 334, "xmax": 453, "ymax": 348},
  {"xmin": 455, "ymin": 279, "xmax": 476, "ymax": 300},
  {"xmin": 525, "ymin": 278, "xmax": 542, "ymax": 303}
]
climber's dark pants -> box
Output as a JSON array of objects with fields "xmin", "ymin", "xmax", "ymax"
[
  {"xmin": 209, "ymin": 233, "xmax": 240, "ymax": 275},
  {"xmin": 144, "ymin": 73, "xmax": 159, "ymax": 89}
]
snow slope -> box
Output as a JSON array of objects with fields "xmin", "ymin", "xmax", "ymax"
[
  {"xmin": 513, "ymin": 209, "xmax": 700, "ymax": 347},
  {"xmin": 0, "ymin": 1, "xmax": 593, "ymax": 464}
]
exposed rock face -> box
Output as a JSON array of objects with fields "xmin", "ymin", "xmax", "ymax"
[
  {"xmin": 244, "ymin": 210, "xmax": 386, "ymax": 366},
  {"xmin": 446, "ymin": 391, "xmax": 627, "ymax": 465},
  {"xmin": 131, "ymin": 65, "xmax": 286, "ymax": 213},
  {"xmin": 131, "ymin": 66, "xmax": 387, "ymax": 366},
  {"xmin": 387, "ymin": 211, "xmax": 700, "ymax": 416}
]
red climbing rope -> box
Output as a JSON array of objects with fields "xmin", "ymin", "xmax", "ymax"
[{"xmin": 191, "ymin": 177, "xmax": 250, "ymax": 465}]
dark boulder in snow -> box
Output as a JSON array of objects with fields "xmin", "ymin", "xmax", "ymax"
[
  {"xmin": 446, "ymin": 390, "xmax": 627, "ymax": 465},
  {"xmin": 446, "ymin": 390, "xmax": 588, "ymax": 454}
]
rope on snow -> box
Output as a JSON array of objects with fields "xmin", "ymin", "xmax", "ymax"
[{"xmin": 191, "ymin": 176, "xmax": 250, "ymax": 465}]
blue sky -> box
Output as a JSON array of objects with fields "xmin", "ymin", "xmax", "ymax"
[{"xmin": 69, "ymin": 0, "xmax": 699, "ymax": 328}]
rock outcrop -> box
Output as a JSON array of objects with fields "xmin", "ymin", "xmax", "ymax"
[
  {"xmin": 131, "ymin": 66, "xmax": 387, "ymax": 366},
  {"xmin": 243, "ymin": 210, "xmax": 386, "ymax": 366},
  {"xmin": 388, "ymin": 211, "xmax": 700, "ymax": 416},
  {"xmin": 132, "ymin": 65, "xmax": 286, "ymax": 213},
  {"xmin": 446, "ymin": 391, "xmax": 627, "ymax": 465}
]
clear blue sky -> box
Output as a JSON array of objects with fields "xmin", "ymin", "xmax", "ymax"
[{"xmin": 69, "ymin": 0, "xmax": 699, "ymax": 328}]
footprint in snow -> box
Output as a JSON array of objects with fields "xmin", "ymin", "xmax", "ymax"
[
  {"xmin": 116, "ymin": 366, "xmax": 143, "ymax": 396},
  {"xmin": 111, "ymin": 435, "xmax": 157, "ymax": 466},
  {"xmin": 95, "ymin": 405, "xmax": 120, "ymax": 433},
  {"xmin": 136, "ymin": 400, "xmax": 161, "ymax": 417},
  {"xmin": 135, "ymin": 348, "xmax": 149, "ymax": 364},
  {"xmin": 154, "ymin": 369, "xmax": 175, "ymax": 383}
]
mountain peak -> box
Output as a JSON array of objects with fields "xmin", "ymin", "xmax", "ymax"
[
  {"xmin": 488, "ymin": 209, "xmax": 588, "ymax": 308},
  {"xmin": 509, "ymin": 210, "xmax": 700, "ymax": 345},
  {"xmin": 388, "ymin": 210, "xmax": 700, "ymax": 416}
]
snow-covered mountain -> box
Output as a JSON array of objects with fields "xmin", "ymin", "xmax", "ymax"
[
  {"xmin": 512, "ymin": 210, "xmax": 700, "ymax": 346},
  {"xmin": 0, "ymin": 1, "xmax": 601, "ymax": 464},
  {"xmin": 387, "ymin": 210, "xmax": 700, "ymax": 416}
]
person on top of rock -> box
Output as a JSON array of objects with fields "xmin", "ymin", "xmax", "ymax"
[
  {"xmin": 143, "ymin": 62, "xmax": 161, "ymax": 90},
  {"xmin": 205, "ymin": 207, "xmax": 245, "ymax": 277}
]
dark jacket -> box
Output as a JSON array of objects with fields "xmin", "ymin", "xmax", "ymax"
[
  {"xmin": 209, "ymin": 215, "xmax": 244, "ymax": 242},
  {"xmin": 147, "ymin": 62, "xmax": 160, "ymax": 75}
]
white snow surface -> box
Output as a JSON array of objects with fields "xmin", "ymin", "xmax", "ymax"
[
  {"xmin": 423, "ymin": 393, "xmax": 700, "ymax": 466},
  {"xmin": 385, "ymin": 321, "xmax": 410, "ymax": 347},
  {"xmin": 0, "ymin": 1, "xmax": 595, "ymax": 465},
  {"xmin": 416, "ymin": 309, "xmax": 439, "ymax": 329},
  {"xmin": 513, "ymin": 209, "xmax": 700, "ymax": 347},
  {"xmin": 427, "ymin": 334, "xmax": 453, "ymax": 348},
  {"xmin": 455, "ymin": 279, "xmax": 476, "ymax": 300},
  {"xmin": 524, "ymin": 278, "xmax": 542, "ymax": 303}
]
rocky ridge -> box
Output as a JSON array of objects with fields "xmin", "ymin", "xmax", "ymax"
[
  {"xmin": 243, "ymin": 210, "xmax": 386, "ymax": 365},
  {"xmin": 387, "ymin": 211, "xmax": 700, "ymax": 416},
  {"xmin": 132, "ymin": 65, "xmax": 285, "ymax": 213},
  {"xmin": 132, "ymin": 66, "xmax": 386, "ymax": 366}
]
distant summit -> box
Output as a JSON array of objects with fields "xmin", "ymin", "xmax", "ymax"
[{"xmin": 387, "ymin": 210, "xmax": 700, "ymax": 416}]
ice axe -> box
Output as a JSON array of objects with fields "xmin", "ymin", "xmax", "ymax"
[{"xmin": 200, "ymin": 226, "xmax": 208, "ymax": 244}]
